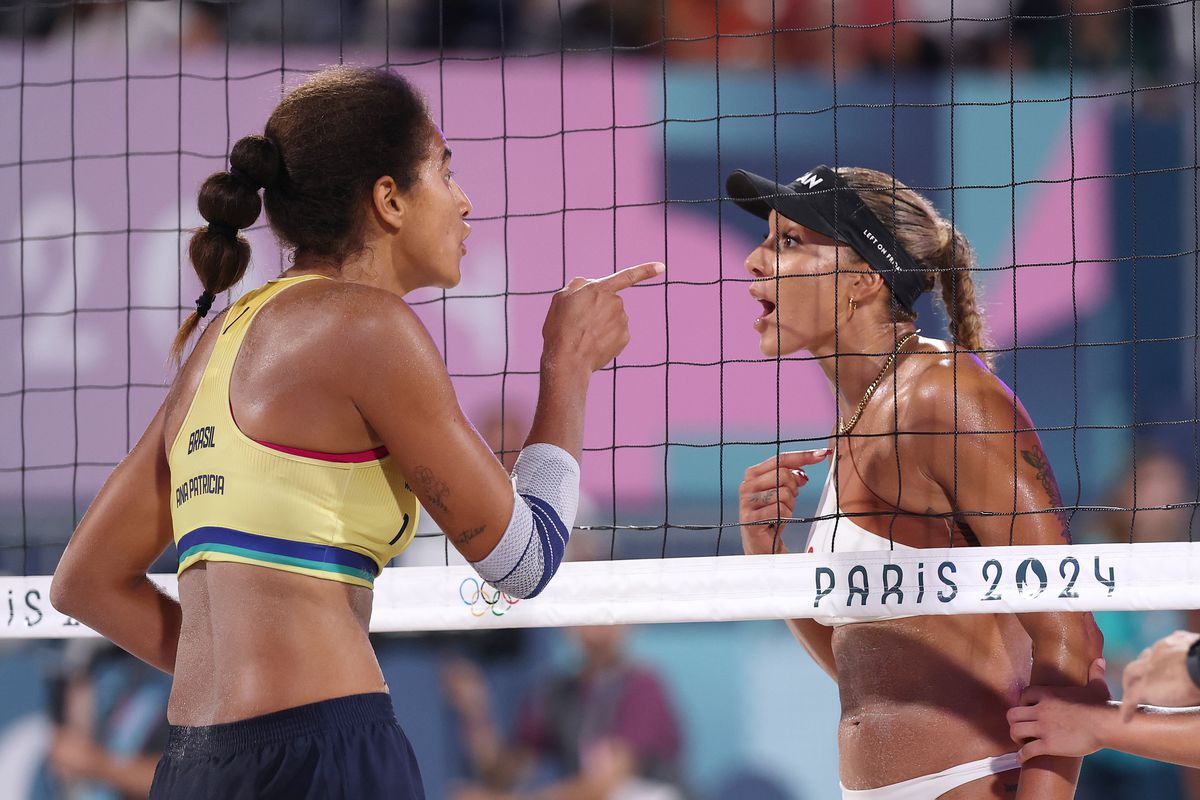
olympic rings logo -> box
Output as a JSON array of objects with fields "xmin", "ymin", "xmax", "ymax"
[{"xmin": 459, "ymin": 577, "xmax": 521, "ymax": 617}]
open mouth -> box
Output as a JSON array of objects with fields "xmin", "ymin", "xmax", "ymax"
[{"xmin": 758, "ymin": 298, "xmax": 776, "ymax": 317}]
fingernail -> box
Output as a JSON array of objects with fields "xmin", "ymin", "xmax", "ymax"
[
  {"xmin": 1098, "ymin": 658, "xmax": 1107, "ymax": 670},
  {"xmin": 653, "ymin": 262, "xmax": 666, "ymax": 274}
]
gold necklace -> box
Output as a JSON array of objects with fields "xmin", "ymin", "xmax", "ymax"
[{"xmin": 837, "ymin": 330, "xmax": 920, "ymax": 436}]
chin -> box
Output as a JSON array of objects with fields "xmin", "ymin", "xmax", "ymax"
[
  {"xmin": 758, "ymin": 329, "xmax": 804, "ymax": 358},
  {"xmin": 438, "ymin": 264, "xmax": 463, "ymax": 289}
]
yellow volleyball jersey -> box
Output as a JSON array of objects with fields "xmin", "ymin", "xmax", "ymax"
[{"xmin": 168, "ymin": 275, "xmax": 419, "ymax": 589}]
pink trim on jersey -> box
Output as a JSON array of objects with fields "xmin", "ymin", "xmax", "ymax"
[
  {"xmin": 253, "ymin": 439, "xmax": 389, "ymax": 463},
  {"xmin": 231, "ymin": 402, "xmax": 388, "ymax": 462}
]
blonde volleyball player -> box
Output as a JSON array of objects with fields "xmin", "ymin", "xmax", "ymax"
[
  {"xmin": 728, "ymin": 165, "xmax": 1101, "ymax": 799},
  {"xmin": 51, "ymin": 66, "xmax": 662, "ymax": 799}
]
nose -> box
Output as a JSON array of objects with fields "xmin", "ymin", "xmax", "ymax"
[
  {"xmin": 745, "ymin": 243, "xmax": 772, "ymax": 279},
  {"xmin": 456, "ymin": 181, "xmax": 473, "ymax": 219}
]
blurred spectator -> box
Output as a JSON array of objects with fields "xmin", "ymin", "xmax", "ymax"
[
  {"xmin": 45, "ymin": 640, "xmax": 170, "ymax": 800},
  {"xmin": 229, "ymin": 0, "xmax": 370, "ymax": 46},
  {"xmin": 1013, "ymin": 0, "xmax": 1174, "ymax": 77},
  {"xmin": 545, "ymin": 0, "xmax": 659, "ymax": 52},
  {"xmin": 905, "ymin": 0, "xmax": 1017, "ymax": 71},
  {"xmin": 443, "ymin": 626, "xmax": 685, "ymax": 800},
  {"xmin": 1077, "ymin": 445, "xmax": 1200, "ymax": 800},
  {"xmin": 25, "ymin": 1, "xmax": 224, "ymax": 53},
  {"xmin": 0, "ymin": 0, "xmax": 1185, "ymax": 78},
  {"xmin": 398, "ymin": 0, "xmax": 655, "ymax": 53},
  {"xmin": 663, "ymin": 0, "xmax": 826, "ymax": 68}
]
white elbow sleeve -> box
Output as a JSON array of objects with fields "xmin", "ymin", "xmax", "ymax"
[{"xmin": 469, "ymin": 443, "xmax": 580, "ymax": 599}]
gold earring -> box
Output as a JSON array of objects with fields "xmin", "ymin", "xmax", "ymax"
[{"xmin": 848, "ymin": 296, "xmax": 857, "ymax": 316}]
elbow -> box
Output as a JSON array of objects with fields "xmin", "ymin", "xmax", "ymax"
[
  {"xmin": 494, "ymin": 574, "xmax": 546, "ymax": 602},
  {"xmin": 509, "ymin": 583, "xmax": 544, "ymax": 601},
  {"xmin": 486, "ymin": 556, "xmax": 563, "ymax": 601},
  {"xmin": 49, "ymin": 569, "xmax": 81, "ymax": 619},
  {"xmin": 472, "ymin": 498, "xmax": 569, "ymax": 601},
  {"xmin": 50, "ymin": 558, "xmax": 103, "ymax": 622}
]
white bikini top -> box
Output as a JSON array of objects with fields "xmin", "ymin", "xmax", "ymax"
[{"xmin": 804, "ymin": 450, "xmax": 917, "ymax": 627}]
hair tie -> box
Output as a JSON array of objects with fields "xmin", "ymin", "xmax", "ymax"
[
  {"xmin": 195, "ymin": 290, "xmax": 216, "ymax": 319},
  {"xmin": 938, "ymin": 221, "xmax": 954, "ymax": 252},
  {"xmin": 207, "ymin": 220, "xmax": 239, "ymax": 240},
  {"xmin": 229, "ymin": 166, "xmax": 260, "ymax": 191}
]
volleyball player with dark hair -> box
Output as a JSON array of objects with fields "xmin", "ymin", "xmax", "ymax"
[
  {"xmin": 50, "ymin": 65, "xmax": 662, "ymax": 799},
  {"xmin": 729, "ymin": 165, "xmax": 1102, "ymax": 799}
]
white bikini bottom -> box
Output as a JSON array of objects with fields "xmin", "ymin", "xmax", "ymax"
[{"xmin": 839, "ymin": 753, "xmax": 1021, "ymax": 799}]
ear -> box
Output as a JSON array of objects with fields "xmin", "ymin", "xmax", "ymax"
[
  {"xmin": 846, "ymin": 267, "xmax": 887, "ymax": 304},
  {"xmin": 371, "ymin": 175, "xmax": 405, "ymax": 232}
]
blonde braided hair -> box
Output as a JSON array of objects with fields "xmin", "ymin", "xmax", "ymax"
[{"xmin": 838, "ymin": 167, "xmax": 992, "ymax": 368}]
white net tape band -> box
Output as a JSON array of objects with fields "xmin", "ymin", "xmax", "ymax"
[{"xmin": 5, "ymin": 542, "xmax": 1198, "ymax": 638}]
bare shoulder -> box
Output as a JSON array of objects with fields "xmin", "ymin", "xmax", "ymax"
[
  {"xmin": 263, "ymin": 279, "xmax": 441, "ymax": 366},
  {"xmin": 902, "ymin": 338, "xmax": 1028, "ymax": 433},
  {"xmin": 276, "ymin": 278, "xmax": 424, "ymax": 334},
  {"xmin": 263, "ymin": 280, "xmax": 451, "ymax": 408}
]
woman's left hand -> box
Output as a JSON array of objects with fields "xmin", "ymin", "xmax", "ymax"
[{"xmin": 1007, "ymin": 657, "xmax": 1111, "ymax": 763}]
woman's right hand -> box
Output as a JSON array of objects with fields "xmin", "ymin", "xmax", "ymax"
[
  {"xmin": 739, "ymin": 449, "xmax": 830, "ymax": 555},
  {"xmin": 541, "ymin": 262, "xmax": 664, "ymax": 373}
]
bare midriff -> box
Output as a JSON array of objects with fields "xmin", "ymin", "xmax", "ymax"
[
  {"xmin": 168, "ymin": 561, "xmax": 386, "ymax": 726},
  {"xmin": 834, "ymin": 613, "xmax": 1028, "ymax": 794}
]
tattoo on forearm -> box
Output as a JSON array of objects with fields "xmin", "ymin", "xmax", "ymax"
[
  {"xmin": 1021, "ymin": 444, "xmax": 1070, "ymax": 539},
  {"xmin": 414, "ymin": 465, "xmax": 450, "ymax": 514},
  {"xmin": 455, "ymin": 525, "xmax": 486, "ymax": 545}
]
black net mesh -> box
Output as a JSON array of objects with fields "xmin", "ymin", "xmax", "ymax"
[{"xmin": 0, "ymin": 1, "xmax": 1196, "ymax": 584}]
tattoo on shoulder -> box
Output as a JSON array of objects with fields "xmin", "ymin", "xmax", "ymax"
[
  {"xmin": 455, "ymin": 525, "xmax": 486, "ymax": 545},
  {"xmin": 1020, "ymin": 444, "xmax": 1070, "ymax": 539},
  {"xmin": 414, "ymin": 465, "xmax": 450, "ymax": 514}
]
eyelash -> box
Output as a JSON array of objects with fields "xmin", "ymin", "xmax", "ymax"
[{"xmin": 766, "ymin": 233, "xmax": 799, "ymax": 247}]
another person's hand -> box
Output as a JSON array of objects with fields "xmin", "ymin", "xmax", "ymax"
[
  {"xmin": 1007, "ymin": 657, "xmax": 1111, "ymax": 763},
  {"xmin": 49, "ymin": 726, "xmax": 107, "ymax": 781},
  {"xmin": 1122, "ymin": 630, "xmax": 1200, "ymax": 719},
  {"xmin": 441, "ymin": 658, "xmax": 492, "ymax": 720},
  {"xmin": 580, "ymin": 737, "xmax": 637, "ymax": 792},
  {"xmin": 738, "ymin": 449, "xmax": 828, "ymax": 555},
  {"xmin": 541, "ymin": 262, "xmax": 664, "ymax": 374}
]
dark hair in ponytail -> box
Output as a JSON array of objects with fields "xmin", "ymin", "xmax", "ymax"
[
  {"xmin": 838, "ymin": 167, "xmax": 992, "ymax": 368},
  {"xmin": 172, "ymin": 135, "xmax": 280, "ymax": 362},
  {"xmin": 172, "ymin": 66, "xmax": 432, "ymax": 362}
]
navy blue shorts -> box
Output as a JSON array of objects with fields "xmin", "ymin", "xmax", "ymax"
[{"xmin": 149, "ymin": 693, "xmax": 424, "ymax": 800}]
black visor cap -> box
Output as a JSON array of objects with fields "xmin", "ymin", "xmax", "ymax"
[{"xmin": 726, "ymin": 165, "xmax": 926, "ymax": 312}]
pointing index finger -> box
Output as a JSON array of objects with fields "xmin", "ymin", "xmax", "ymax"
[{"xmin": 594, "ymin": 261, "xmax": 665, "ymax": 292}]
